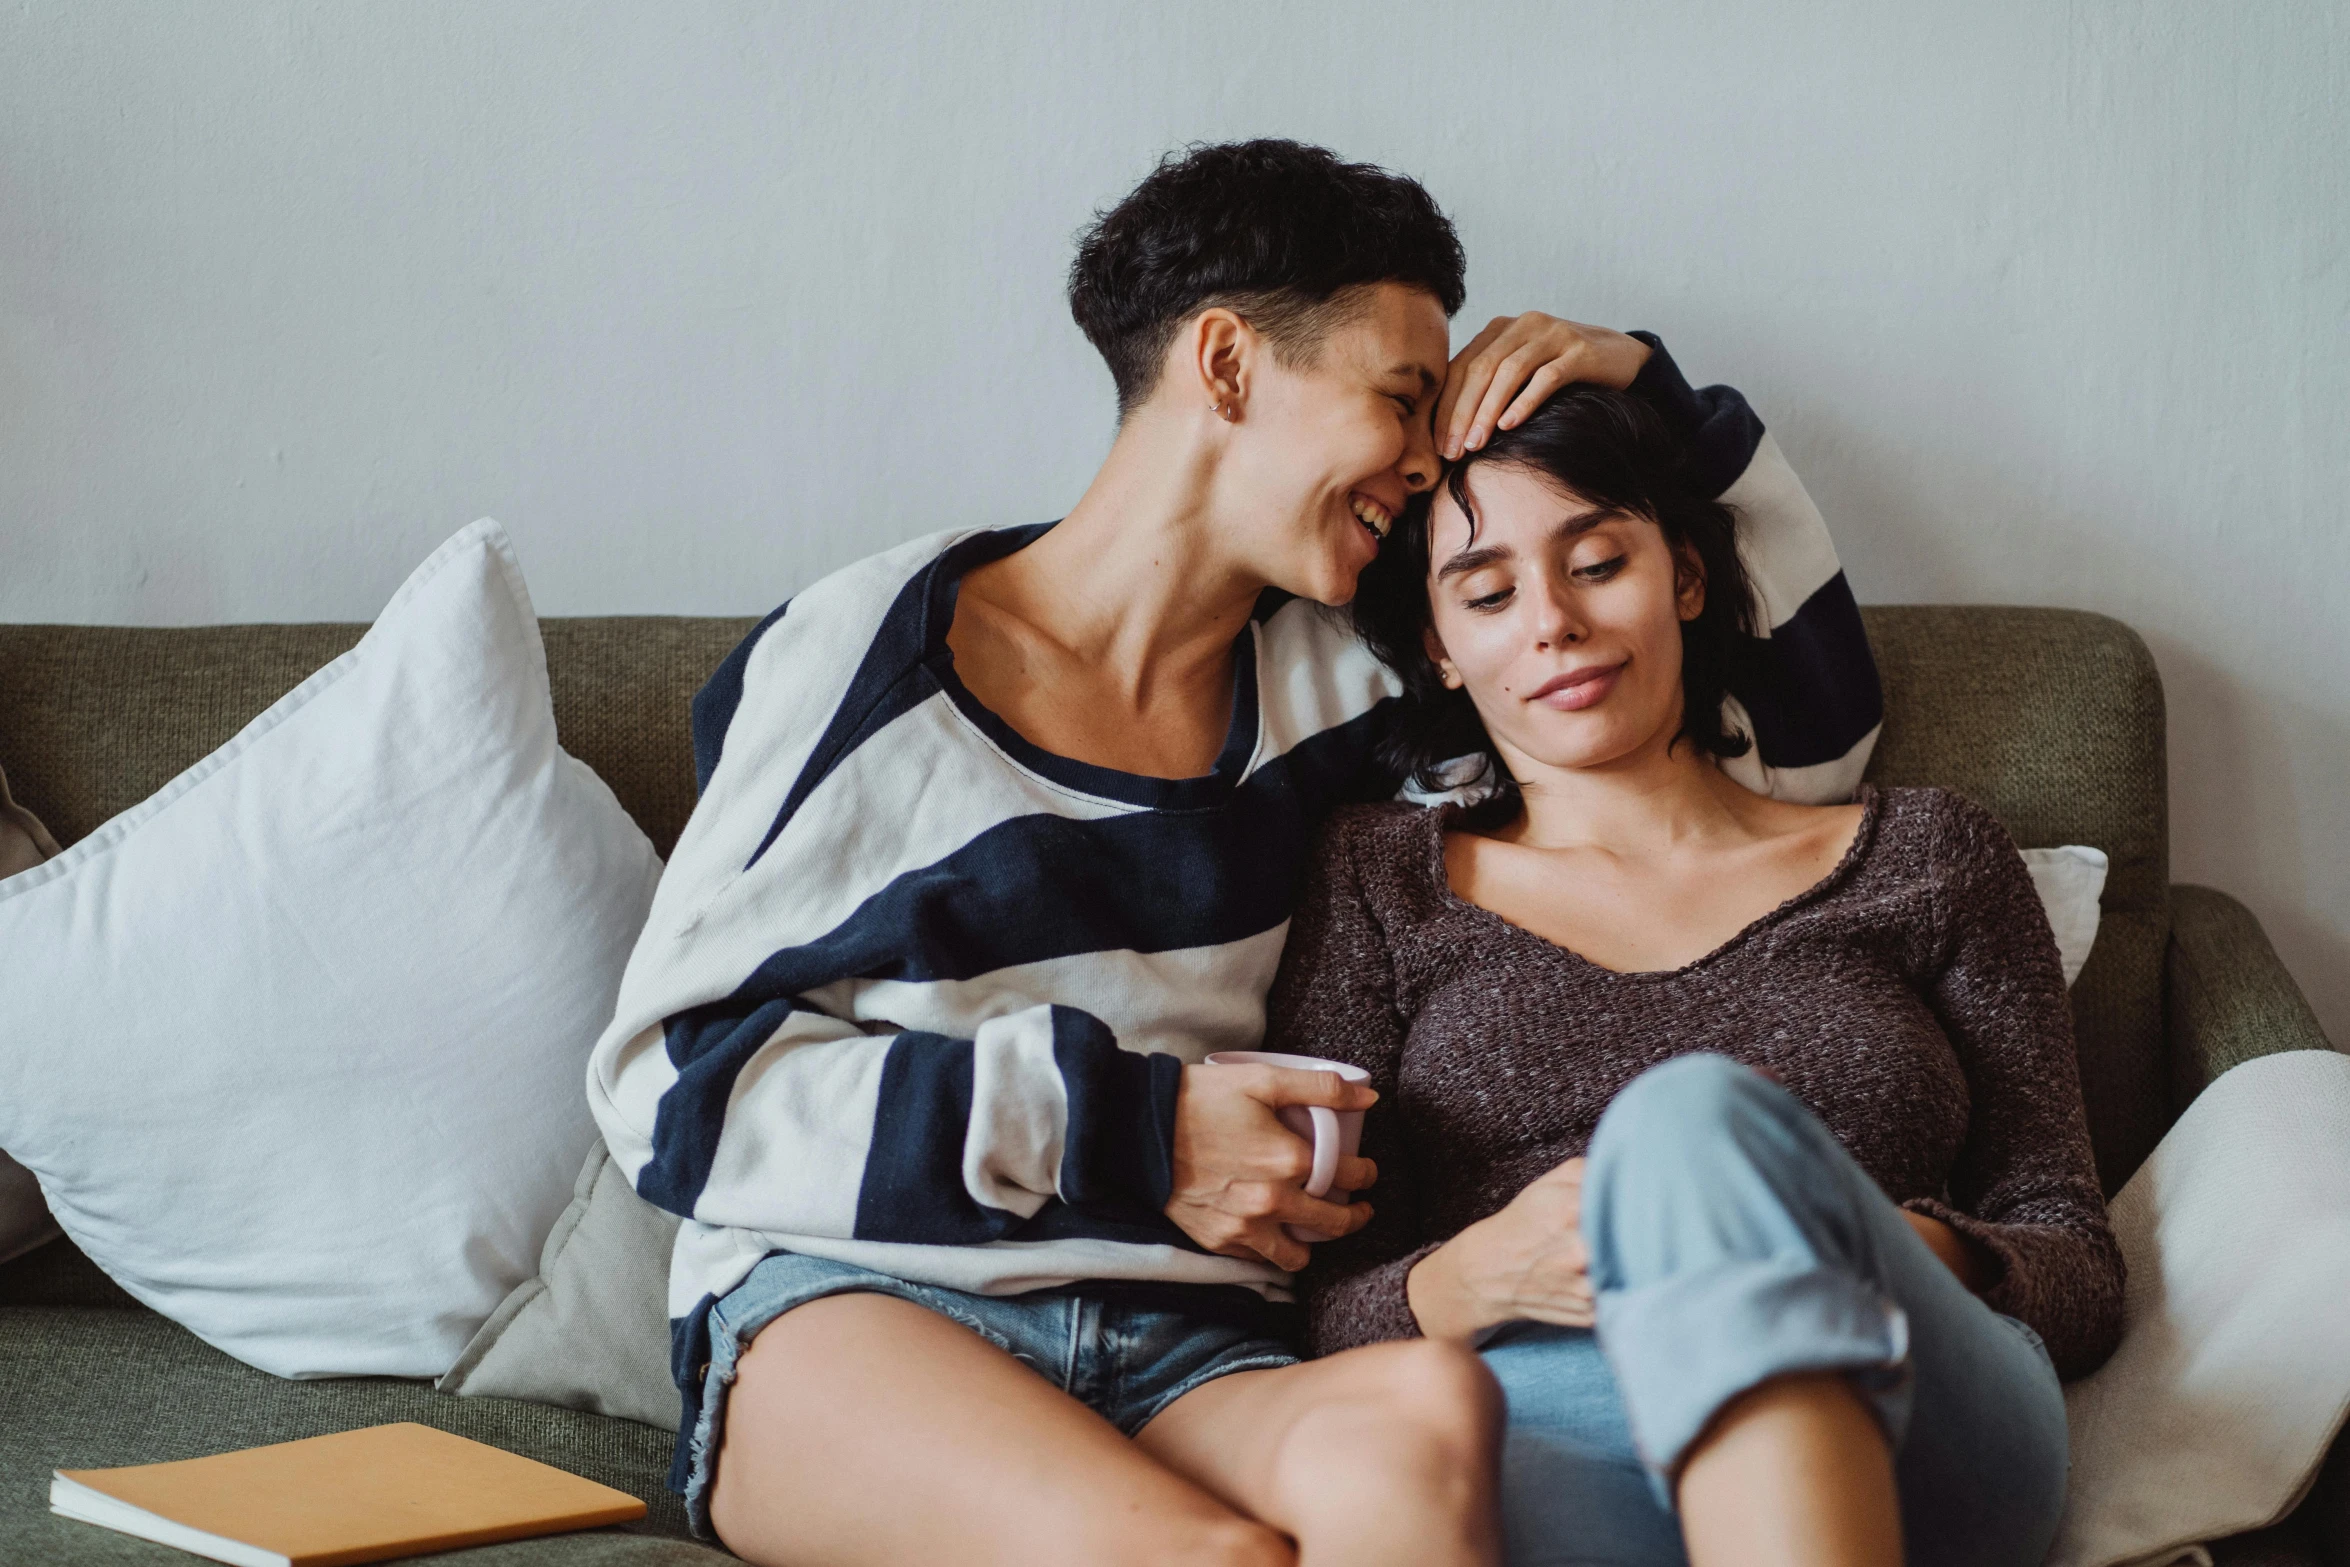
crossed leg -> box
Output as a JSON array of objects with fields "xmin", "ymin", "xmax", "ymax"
[
  {"xmin": 708, "ymin": 1292, "xmax": 1500, "ymax": 1567},
  {"xmin": 1140, "ymin": 1334, "xmax": 1503, "ymax": 1566}
]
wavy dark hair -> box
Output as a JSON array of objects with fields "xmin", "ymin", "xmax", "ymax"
[{"xmin": 1350, "ymin": 385, "xmax": 1759, "ymax": 825}]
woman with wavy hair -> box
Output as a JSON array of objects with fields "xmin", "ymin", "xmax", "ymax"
[{"xmin": 1275, "ymin": 387, "xmax": 2121, "ymax": 1567}]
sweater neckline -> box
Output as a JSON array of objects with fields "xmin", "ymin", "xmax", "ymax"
[
  {"xmin": 1422, "ymin": 784, "xmax": 1886, "ymax": 982},
  {"xmin": 921, "ymin": 523, "xmax": 1264, "ymax": 813}
]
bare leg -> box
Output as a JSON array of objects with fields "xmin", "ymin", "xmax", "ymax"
[
  {"xmin": 1137, "ymin": 1337, "xmax": 1503, "ymax": 1567},
  {"xmin": 1675, "ymin": 1371, "xmax": 1902, "ymax": 1567},
  {"xmin": 708, "ymin": 1293, "xmax": 1288, "ymax": 1567}
]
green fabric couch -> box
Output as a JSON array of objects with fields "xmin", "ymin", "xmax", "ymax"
[{"xmin": 0, "ymin": 607, "xmax": 2340, "ymax": 1564}]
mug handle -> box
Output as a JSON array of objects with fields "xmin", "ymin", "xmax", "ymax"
[{"xmin": 1302, "ymin": 1105, "xmax": 1340, "ymax": 1198}]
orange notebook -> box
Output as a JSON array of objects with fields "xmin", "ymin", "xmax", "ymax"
[{"xmin": 50, "ymin": 1422, "xmax": 648, "ymax": 1567}]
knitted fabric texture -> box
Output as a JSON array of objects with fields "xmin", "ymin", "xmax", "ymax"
[{"xmin": 1272, "ymin": 785, "xmax": 2125, "ymax": 1380}]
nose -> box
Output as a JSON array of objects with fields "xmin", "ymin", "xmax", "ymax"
[
  {"xmin": 1530, "ymin": 569, "xmax": 1587, "ymax": 648},
  {"xmin": 1400, "ymin": 411, "xmax": 1440, "ymax": 494}
]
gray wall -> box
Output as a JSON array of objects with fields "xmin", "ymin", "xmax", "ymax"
[{"xmin": 4, "ymin": 3, "xmax": 2346, "ymax": 1042}]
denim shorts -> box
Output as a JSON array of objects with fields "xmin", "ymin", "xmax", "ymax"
[{"xmin": 679, "ymin": 1250, "xmax": 1300, "ymax": 1540}]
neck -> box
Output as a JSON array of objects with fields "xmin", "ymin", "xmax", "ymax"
[
  {"xmin": 978, "ymin": 405, "xmax": 1266, "ymax": 692},
  {"xmin": 1499, "ymin": 723, "xmax": 1751, "ymax": 855}
]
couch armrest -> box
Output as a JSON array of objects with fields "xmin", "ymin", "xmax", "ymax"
[
  {"xmin": 2164, "ymin": 885, "xmax": 2346, "ymax": 1567},
  {"xmin": 2167, "ymin": 884, "xmax": 2339, "ymax": 1111}
]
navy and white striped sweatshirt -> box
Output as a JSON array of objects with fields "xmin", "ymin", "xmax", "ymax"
[{"xmin": 583, "ymin": 338, "xmax": 1885, "ymax": 1440}]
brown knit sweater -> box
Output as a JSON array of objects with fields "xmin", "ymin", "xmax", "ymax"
[{"xmin": 1270, "ymin": 785, "xmax": 2125, "ymax": 1380}]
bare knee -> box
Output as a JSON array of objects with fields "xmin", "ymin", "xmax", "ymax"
[
  {"xmin": 1370, "ymin": 1337, "xmax": 1506, "ymax": 1449},
  {"xmin": 1287, "ymin": 1338, "xmax": 1503, "ymax": 1478}
]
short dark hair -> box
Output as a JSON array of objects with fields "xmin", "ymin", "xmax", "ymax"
[
  {"xmin": 1349, "ymin": 385, "xmax": 1759, "ymax": 825},
  {"xmin": 1069, "ymin": 139, "xmax": 1467, "ymax": 416}
]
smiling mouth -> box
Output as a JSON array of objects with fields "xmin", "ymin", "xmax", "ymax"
[
  {"xmin": 1527, "ymin": 662, "xmax": 1627, "ymax": 710},
  {"xmin": 1349, "ymin": 493, "xmax": 1394, "ymax": 540}
]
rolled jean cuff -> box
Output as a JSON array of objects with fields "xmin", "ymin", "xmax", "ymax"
[{"xmin": 1596, "ymin": 1258, "xmax": 1914, "ymax": 1488}]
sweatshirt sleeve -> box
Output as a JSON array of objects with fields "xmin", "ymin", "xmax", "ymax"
[
  {"xmin": 1903, "ymin": 794, "xmax": 2127, "ymax": 1379},
  {"xmin": 597, "ymin": 999, "xmax": 1180, "ymax": 1243},
  {"xmin": 1266, "ymin": 812, "xmax": 1435, "ymax": 1352},
  {"xmin": 585, "ymin": 560, "xmax": 1182, "ymax": 1248},
  {"xmin": 1628, "ymin": 334, "xmax": 1883, "ymax": 806}
]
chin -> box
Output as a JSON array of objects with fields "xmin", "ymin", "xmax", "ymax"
[
  {"xmin": 1274, "ymin": 550, "xmax": 1369, "ymax": 610},
  {"xmin": 1307, "ymin": 569, "xmax": 1362, "ymax": 608},
  {"xmin": 1514, "ymin": 722, "xmax": 1647, "ymax": 774}
]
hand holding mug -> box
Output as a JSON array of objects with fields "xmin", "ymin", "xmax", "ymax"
[{"xmin": 1162, "ymin": 1052, "xmax": 1378, "ymax": 1273}]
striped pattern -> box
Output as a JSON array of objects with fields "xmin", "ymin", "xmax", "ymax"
[{"xmin": 580, "ymin": 340, "xmax": 1884, "ymax": 1454}]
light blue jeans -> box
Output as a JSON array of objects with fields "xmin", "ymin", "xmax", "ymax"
[{"xmin": 1486, "ymin": 1055, "xmax": 2070, "ymax": 1567}]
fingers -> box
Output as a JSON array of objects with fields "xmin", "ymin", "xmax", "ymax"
[
  {"xmin": 1270, "ymin": 1187, "xmax": 1370, "ymax": 1238},
  {"xmin": 1463, "ymin": 343, "xmax": 1549, "ymax": 454},
  {"xmin": 1251, "ymin": 1065, "xmax": 1376, "ymax": 1112},
  {"xmin": 1251, "ymin": 1229, "xmax": 1312, "ymax": 1274},
  {"xmin": 1496, "ymin": 361, "xmax": 1570, "ymax": 433},
  {"xmin": 1438, "ymin": 313, "xmax": 1646, "ymax": 457},
  {"xmin": 1439, "ymin": 317, "xmax": 1527, "ymax": 460},
  {"xmin": 1433, "ymin": 315, "xmax": 1513, "ymax": 456},
  {"xmin": 1185, "ymin": 1212, "xmax": 1309, "ymax": 1273},
  {"xmin": 1194, "ymin": 1197, "xmax": 1372, "ymax": 1273},
  {"xmin": 1333, "ymin": 1154, "xmax": 1377, "ymax": 1192},
  {"xmin": 1514, "ymin": 1296, "xmax": 1598, "ymax": 1330}
]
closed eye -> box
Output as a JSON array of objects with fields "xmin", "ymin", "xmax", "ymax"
[
  {"xmin": 1575, "ymin": 555, "xmax": 1628, "ymax": 582},
  {"xmin": 1465, "ymin": 587, "xmax": 1513, "ymax": 612}
]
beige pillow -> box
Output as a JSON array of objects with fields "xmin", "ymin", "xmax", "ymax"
[
  {"xmin": 438, "ymin": 1143, "xmax": 683, "ymax": 1430},
  {"xmin": 0, "ymin": 761, "xmax": 62, "ymax": 1263},
  {"xmin": 2049, "ymin": 1048, "xmax": 2350, "ymax": 1567}
]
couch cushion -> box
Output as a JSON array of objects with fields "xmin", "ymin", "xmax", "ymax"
[
  {"xmin": 0, "ymin": 617, "xmax": 753, "ymax": 861},
  {"xmin": 0, "ymin": 1236, "xmax": 139, "ymax": 1310},
  {"xmin": 0, "ymin": 1305, "xmax": 726, "ymax": 1563},
  {"xmin": 1860, "ymin": 606, "xmax": 2169, "ymax": 1193},
  {"xmin": 1, "ymin": 605, "xmax": 2173, "ymax": 1194},
  {"xmin": 539, "ymin": 619, "xmax": 755, "ymax": 859}
]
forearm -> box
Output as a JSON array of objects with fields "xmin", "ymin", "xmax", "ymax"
[
  {"xmin": 1907, "ymin": 1201, "xmax": 2125, "ymax": 1378},
  {"xmin": 1404, "ymin": 1239, "xmax": 1492, "ymax": 1342}
]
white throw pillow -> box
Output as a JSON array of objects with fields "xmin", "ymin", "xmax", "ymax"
[
  {"xmin": 0, "ymin": 520, "xmax": 662, "ymax": 1378},
  {"xmin": 2020, "ymin": 845, "xmax": 2108, "ymax": 988},
  {"xmin": 2050, "ymin": 1048, "xmax": 2350, "ymax": 1567}
]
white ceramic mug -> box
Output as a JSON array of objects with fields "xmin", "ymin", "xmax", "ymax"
[{"xmin": 1201, "ymin": 1050, "xmax": 1369, "ymax": 1243}]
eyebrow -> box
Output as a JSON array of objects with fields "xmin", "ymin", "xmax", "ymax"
[
  {"xmin": 1385, "ymin": 363, "xmax": 1441, "ymax": 396},
  {"xmin": 1434, "ymin": 507, "xmax": 1616, "ymax": 581}
]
